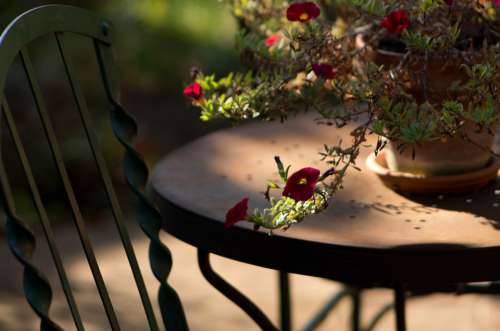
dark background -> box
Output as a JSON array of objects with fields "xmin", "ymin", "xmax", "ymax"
[
  {"xmin": 0, "ymin": 0, "xmax": 241, "ymax": 225},
  {"xmin": 0, "ymin": 0, "xmax": 239, "ymax": 159}
]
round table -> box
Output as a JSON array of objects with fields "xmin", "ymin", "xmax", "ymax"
[{"xmin": 151, "ymin": 113, "xmax": 500, "ymax": 330}]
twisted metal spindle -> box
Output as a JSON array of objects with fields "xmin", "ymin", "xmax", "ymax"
[
  {"xmin": 94, "ymin": 39, "xmax": 189, "ymax": 331},
  {"xmin": 4, "ymin": 213, "xmax": 63, "ymax": 331},
  {"xmin": 0, "ymin": 112, "xmax": 63, "ymax": 330}
]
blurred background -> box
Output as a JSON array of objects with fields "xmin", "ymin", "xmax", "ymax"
[
  {"xmin": 0, "ymin": 0, "xmax": 239, "ymax": 161},
  {"xmin": 0, "ymin": 0, "xmax": 239, "ymax": 229}
]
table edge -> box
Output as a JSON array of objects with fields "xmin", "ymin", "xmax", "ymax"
[{"xmin": 151, "ymin": 164, "xmax": 500, "ymax": 286}]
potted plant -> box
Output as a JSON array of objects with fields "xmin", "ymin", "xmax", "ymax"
[{"xmin": 183, "ymin": 0, "xmax": 500, "ymax": 232}]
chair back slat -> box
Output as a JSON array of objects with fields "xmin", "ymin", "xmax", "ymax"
[
  {"xmin": 1, "ymin": 96, "xmax": 86, "ymax": 331},
  {"xmin": 95, "ymin": 39, "xmax": 190, "ymax": 331},
  {"xmin": 55, "ymin": 32, "xmax": 160, "ymax": 331},
  {"xmin": 19, "ymin": 47, "xmax": 122, "ymax": 331},
  {"xmin": 0, "ymin": 5, "xmax": 111, "ymax": 94}
]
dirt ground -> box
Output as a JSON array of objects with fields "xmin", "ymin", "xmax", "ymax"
[{"xmin": 1, "ymin": 218, "xmax": 500, "ymax": 331}]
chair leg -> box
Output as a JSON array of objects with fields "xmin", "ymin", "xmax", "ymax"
[
  {"xmin": 350, "ymin": 287, "xmax": 362, "ymax": 331},
  {"xmin": 394, "ymin": 285, "xmax": 407, "ymax": 331},
  {"xmin": 279, "ymin": 271, "xmax": 292, "ymax": 331}
]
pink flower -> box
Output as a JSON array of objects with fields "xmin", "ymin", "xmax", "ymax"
[
  {"xmin": 381, "ymin": 10, "xmax": 410, "ymax": 34},
  {"xmin": 283, "ymin": 167, "xmax": 320, "ymax": 201},
  {"xmin": 183, "ymin": 82, "xmax": 203, "ymax": 100},
  {"xmin": 225, "ymin": 198, "xmax": 249, "ymax": 228},
  {"xmin": 265, "ymin": 34, "xmax": 281, "ymax": 47},
  {"xmin": 312, "ymin": 63, "xmax": 337, "ymax": 80},
  {"xmin": 287, "ymin": 2, "xmax": 321, "ymax": 22}
]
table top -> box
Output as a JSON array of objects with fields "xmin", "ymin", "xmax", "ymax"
[{"xmin": 151, "ymin": 113, "xmax": 500, "ymax": 287}]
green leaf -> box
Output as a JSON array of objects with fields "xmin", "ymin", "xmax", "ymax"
[
  {"xmin": 471, "ymin": 97, "xmax": 497, "ymax": 126},
  {"xmin": 371, "ymin": 120, "xmax": 385, "ymax": 135},
  {"xmin": 267, "ymin": 180, "xmax": 281, "ymax": 189},
  {"xmin": 418, "ymin": 0, "xmax": 440, "ymax": 12},
  {"xmin": 274, "ymin": 156, "xmax": 288, "ymax": 181},
  {"xmin": 402, "ymin": 30, "xmax": 435, "ymax": 52}
]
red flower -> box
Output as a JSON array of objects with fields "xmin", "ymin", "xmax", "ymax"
[
  {"xmin": 283, "ymin": 167, "xmax": 320, "ymax": 201},
  {"xmin": 444, "ymin": 0, "xmax": 453, "ymax": 5},
  {"xmin": 225, "ymin": 198, "xmax": 249, "ymax": 228},
  {"xmin": 380, "ymin": 10, "xmax": 410, "ymax": 34},
  {"xmin": 287, "ymin": 2, "xmax": 321, "ymax": 22},
  {"xmin": 183, "ymin": 82, "xmax": 203, "ymax": 100},
  {"xmin": 265, "ymin": 34, "xmax": 281, "ymax": 47},
  {"xmin": 312, "ymin": 63, "xmax": 337, "ymax": 80}
]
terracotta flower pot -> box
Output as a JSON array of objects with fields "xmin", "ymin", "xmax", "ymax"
[
  {"xmin": 355, "ymin": 34, "xmax": 469, "ymax": 104},
  {"xmin": 385, "ymin": 127, "xmax": 495, "ymax": 176},
  {"xmin": 355, "ymin": 35, "xmax": 498, "ymax": 177}
]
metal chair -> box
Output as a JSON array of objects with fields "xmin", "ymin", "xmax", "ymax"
[{"xmin": 0, "ymin": 5, "xmax": 189, "ymax": 331}]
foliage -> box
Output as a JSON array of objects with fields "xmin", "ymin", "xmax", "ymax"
[
  {"xmin": 247, "ymin": 157, "xmax": 336, "ymax": 231},
  {"xmin": 186, "ymin": 1, "xmax": 500, "ymax": 230}
]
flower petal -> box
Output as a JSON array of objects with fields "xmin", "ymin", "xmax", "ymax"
[
  {"xmin": 183, "ymin": 82, "xmax": 203, "ymax": 100},
  {"xmin": 312, "ymin": 63, "xmax": 337, "ymax": 80},
  {"xmin": 225, "ymin": 197, "xmax": 249, "ymax": 228},
  {"xmin": 381, "ymin": 10, "xmax": 409, "ymax": 34},
  {"xmin": 287, "ymin": 2, "xmax": 321, "ymax": 22},
  {"xmin": 283, "ymin": 167, "xmax": 320, "ymax": 201},
  {"xmin": 265, "ymin": 34, "xmax": 281, "ymax": 47}
]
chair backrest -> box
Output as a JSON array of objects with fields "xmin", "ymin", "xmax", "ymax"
[{"xmin": 0, "ymin": 5, "xmax": 188, "ymax": 331}]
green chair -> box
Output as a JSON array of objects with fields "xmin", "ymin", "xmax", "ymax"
[{"xmin": 0, "ymin": 5, "xmax": 188, "ymax": 331}]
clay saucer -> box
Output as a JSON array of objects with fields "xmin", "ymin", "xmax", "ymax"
[{"xmin": 366, "ymin": 151, "xmax": 500, "ymax": 194}]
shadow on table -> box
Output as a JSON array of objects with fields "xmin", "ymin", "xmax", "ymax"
[{"xmin": 397, "ymin": 179, "xmax": 500, "ymax": 229}]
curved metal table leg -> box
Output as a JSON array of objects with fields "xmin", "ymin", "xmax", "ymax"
[
  {"xmin": 301, "ymin": 287, "xmax": 351, "ymax": 331},
  {"xmin": 364, "ymin": 300, "xmax": 394, "ymax": 331},
  {"xmin": 364, "ymin": 290, "xmax": 422, "ymax": 331},
  {"xmin": 197, "ymin": 249, "xmax": 278, "ymax": 331},
  {"xmin": 364, "ymin": 282, "xmax": 500, "ymax": 331},
  {"xmin": 364, "ymin": 287, "xmax": 408, "ymax": 331},
  {"xmin": 279, "ymin": 271, "xmax": 292, "ymax": 331}
]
